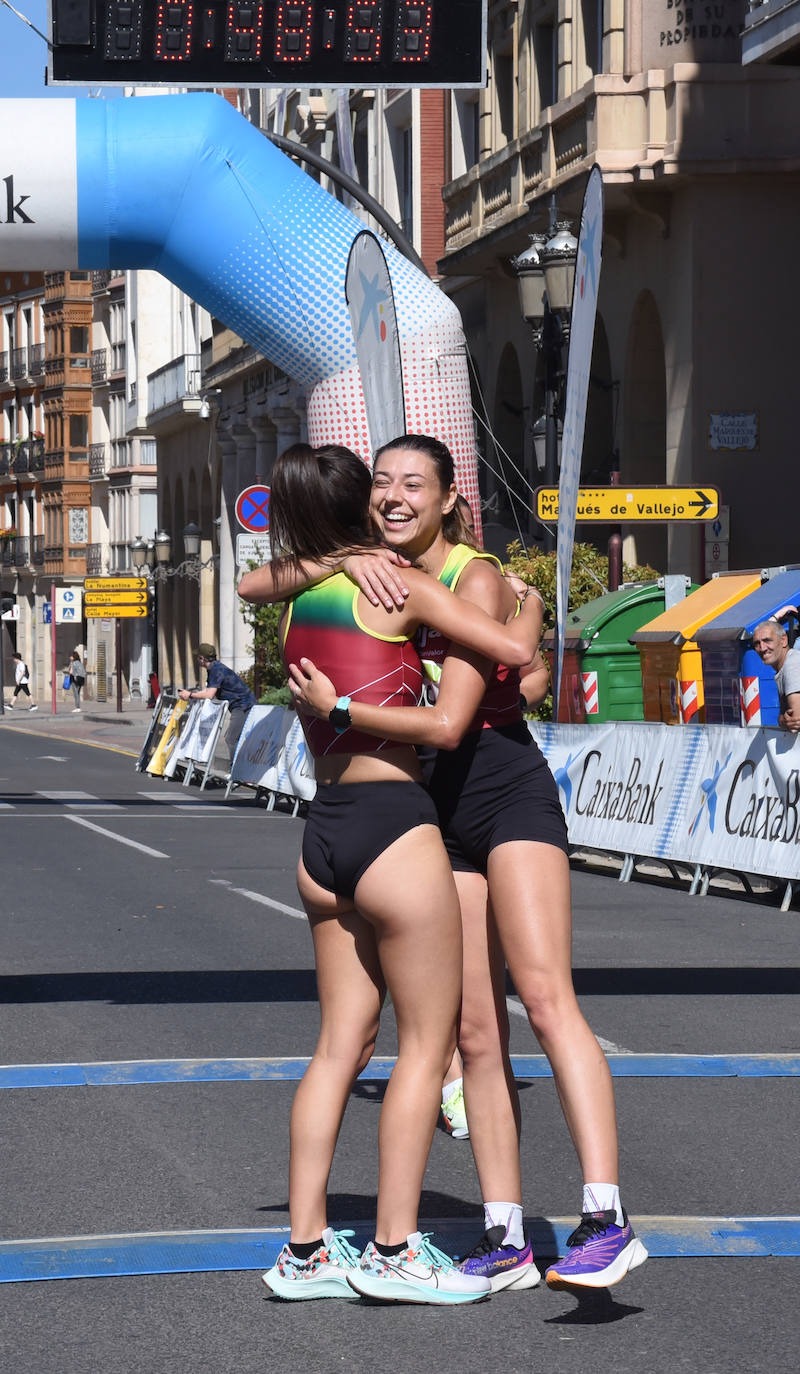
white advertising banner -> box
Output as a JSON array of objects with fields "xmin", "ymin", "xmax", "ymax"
[
  {"xmin": 345, "ymin": 229, "xmax": 406, "ymax": 455},
  {"xmin": 231, "ymin": 706, "xmax": 317, "ymax": 800},
  {"xmin": 530, "ymin": 721, "xmax": 800, "ymax": 883},
  {"xmin": 163, "ymin": 699, "xmax": 227, "ymax": 778},
  {"xmin": 0, "ymin": 102, "xmax": 79, "ymax": 266},
  {"xmin": 555, "ymin": 166, "xmax": 604, "ymax": 715}
]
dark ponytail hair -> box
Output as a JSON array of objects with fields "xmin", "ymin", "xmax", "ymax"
[
  {"xmin": 269, "ymin": 443, "xmax": 375, "ymax": 578},
  {"xmin": 373, "ymin": 433, "xmax": 479, "ymax": 548}
]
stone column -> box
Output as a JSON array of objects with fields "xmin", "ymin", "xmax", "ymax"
[{"xmin": 250, "ymin": 413, "xmax": 277, "ymax": 484}]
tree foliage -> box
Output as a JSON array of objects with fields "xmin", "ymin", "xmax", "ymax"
[
  {"xmin": 238, "ymin": 566, "xmax": 288, "ymax": 702},
  {"xmin": 505, "ymin": 541, "xmax": 660, "ymax": 720}
]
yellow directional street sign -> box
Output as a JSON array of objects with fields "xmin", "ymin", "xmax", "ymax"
[
  {"xmin": 85, "ymin": 590, "xmax": 149, "ymax": 606},
  {"xmin": 85, "ymin": 605, "xmax": 149, "ymax": 619},
  {"xmin": 84, "ymin": 576, "xmax": 148, "ymax": 592},
  {"xmin": 534, "ymin": 486, "xmax": 720, "ymax": 523}
]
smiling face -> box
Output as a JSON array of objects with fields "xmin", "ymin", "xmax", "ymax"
[
  {"xmin": 752, "ymin": 623, "xmax": 788, "ymax": 669},
  {"xmin": 370, "ymin": 446, "xmax": 457, "ymax": 562}
]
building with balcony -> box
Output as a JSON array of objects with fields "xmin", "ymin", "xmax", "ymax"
[
  {"xmin": 435, "ymin": 1, "xmax": 800, "ymax": 579},
  {"xmin": 0, "ymin": 271, "xmax": 47, "ymax": 698}
]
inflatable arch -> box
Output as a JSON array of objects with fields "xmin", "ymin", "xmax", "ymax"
[{"xmin": 1, "ymin": 93, "xmax": 480, "ymax": 512}]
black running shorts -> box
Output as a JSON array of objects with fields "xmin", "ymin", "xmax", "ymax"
[
  {"xmin": 302, "ymin": 779, "xmax": 440, "ymax": 900},
  {"xmin": 422, "ymin": 722, "xmax": 569, "ymax": 876}
]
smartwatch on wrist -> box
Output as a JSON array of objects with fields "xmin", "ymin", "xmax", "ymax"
[{"xmin": 329, "ymin": 695, "xmax": 352, "ymax": 734}]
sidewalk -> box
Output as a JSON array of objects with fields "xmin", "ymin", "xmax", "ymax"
[{"xmin": 0, "ymin": 695, "xmax": 153, "ymax": 756}]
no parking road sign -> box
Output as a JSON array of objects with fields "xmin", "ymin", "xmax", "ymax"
[{"xmin": 235, "ymin": 485, "xmax": 270, "ymax": 533}]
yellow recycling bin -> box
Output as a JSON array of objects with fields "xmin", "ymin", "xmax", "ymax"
[{"xmin": 630, "ymin": 572, "xmax": 763, "ymax": 724}]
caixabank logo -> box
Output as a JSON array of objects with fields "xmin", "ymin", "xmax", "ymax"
[
  {"xmin": 723, "ymin": 757, "xmax": 800, "ymax": 845},
  {"xmin": 2, "ymin": 176, "xmax": 34, "ymax": 225},
  {"xmin": 688, "ymin": 753, "xmax": 732, "ymax": 837}
]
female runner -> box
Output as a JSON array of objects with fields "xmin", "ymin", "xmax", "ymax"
[
  {"xmin": 240, "ymin": 443, "xmax": 542, "ymax": 1305},
  {"xmin": 285, "ymin": 434, "xmax": 648, "ymax": 1294}
]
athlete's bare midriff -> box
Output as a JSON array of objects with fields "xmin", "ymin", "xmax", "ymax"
[{"xmin": 312, "ymin": 744, "xmax": 423, "ymax": 786}]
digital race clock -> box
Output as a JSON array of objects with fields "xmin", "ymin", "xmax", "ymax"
[{"xmin": 48, "ymin": 1, "xmax": 487, "ymax": 87}]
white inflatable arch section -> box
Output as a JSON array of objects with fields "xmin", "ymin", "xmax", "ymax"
[{"xmin": 0, "ymin": 94, "xmax": 479, "ymax": 508}]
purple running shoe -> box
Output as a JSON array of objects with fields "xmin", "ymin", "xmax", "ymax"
[
  {"xmin": 545, "ymin": 1210, "xmax": 648, "ymax": 1290},
  {"xmin": 458, "ymin": 1225, "xmax": 541, "ymax": 1293}
]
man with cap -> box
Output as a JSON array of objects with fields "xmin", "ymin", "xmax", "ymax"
[
  {"xmin": 752, "ymin": 613, "xmax": 800, "ymax": 732},
  {"xmin": 178, "ymin": 643, "xmax": 256, "ymax": 758}
]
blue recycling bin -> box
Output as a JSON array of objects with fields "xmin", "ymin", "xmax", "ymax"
[{"xmin": 695, "ymin": 569, "xmax": 800, "ymax": 725}]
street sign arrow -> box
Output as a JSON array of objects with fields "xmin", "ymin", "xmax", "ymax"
[
  {"xmin": 688, "ymin": 490, "xmax": 714, "ymax": 517},
  {"xmin": 84, "ymin": 576, "xmax": 148, "ymax": 592},
  {"xmin": 85, "ymin": 605, "xmax": 149, "ymax": 619},
  {"xmin": 85, "ymin": 590, "xmax": 149, "ymax": 606}
]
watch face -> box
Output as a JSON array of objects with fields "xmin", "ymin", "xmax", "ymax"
[{"xmin": 329, "ymin": 705, "xmax": 351, "ymax": 730}]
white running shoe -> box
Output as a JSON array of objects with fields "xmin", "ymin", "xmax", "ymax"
[
  {"xmin": 29, "ymin": 705, "xmax": 38, "ymax": 711},
  {"xmin": 261, "ymin": 1228, "xmax": 360, "ymax": 1300},
  {"xmin": 72, "ymin": 707, "xmax": 81, "ymax": 713},
  {"xmin": 348, "ymin": 1232, "xmax": 490, "ymax": 1305},
  {"xmin": 441, "ymin": 1079, "xmax": 469, "ymax": 1139}
]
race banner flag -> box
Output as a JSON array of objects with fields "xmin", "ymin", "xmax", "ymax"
[
  {"xmin": 345, "ymin": 230, "xmax": 406, "ymax": 457},
  {"xmin": 555, "ymin": 166, "xmax": 604, "ymax": 717}
]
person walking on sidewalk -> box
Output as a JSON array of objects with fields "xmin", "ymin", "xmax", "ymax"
[
  {"xmin": 9, "ymin": 653, "xmax": 38, "ymax": 710},
  {"xmin": 66, "ymin": 651, "xmax": 86, "ymax": 712}
]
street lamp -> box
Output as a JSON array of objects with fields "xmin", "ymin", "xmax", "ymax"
[
  {"xmin": 130, "ymin": 523, "xmax": 219, "ymax": 703},
  {"xmin": 512, "ymin": 208, "xmax": 577, "ymax": 551}
]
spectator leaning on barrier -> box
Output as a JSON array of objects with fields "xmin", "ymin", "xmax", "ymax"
[
  {"xmin": 753, "ymin": 612, "xmax": 800, "ymax": 733},
  {"xmin": 178, "ymin": 643, "xmax": 256, "ymax": 759}
]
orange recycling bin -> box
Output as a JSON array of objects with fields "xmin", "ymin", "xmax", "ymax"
[{"xmin": 630, "ymin": 572, "xmax": 763, "ymax": 724}]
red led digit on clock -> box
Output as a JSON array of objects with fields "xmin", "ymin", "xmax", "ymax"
[
  {"xmin": 344, "ymin": 2, "xmax": 383, "ymax": 62},
  {"xmin": 393, "ymin": 0, "xmax": 433, "ymax": 62},
  {"xmin": 274, "ymin": 1, "xmax": 314, "ymax": 61},
  {"xmin": 153, "ymin": 0, "xmax": 194, "ymax": 61},
  {"xmin": 225, "ymin": 1, "xmax": 265, "ymax": 60}
]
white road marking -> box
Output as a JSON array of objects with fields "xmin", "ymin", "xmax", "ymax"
[
  {"xmin": 229, "ymin": 886, "xmax": 306, "ymax": 920},
  {"xmin": 66, "ymin": 816, "xmax": 169, "ymax": 858}
]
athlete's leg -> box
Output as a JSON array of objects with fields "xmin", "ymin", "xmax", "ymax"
[
  {"xmin": 487, "ymin": 841, "xmax": 619, "ymax": 1183},
  {"xmin": 455, "ymin": 870, "xmax": 522, "ymax": 1205},
  {"xmin": 354, "ymin": 824, "xmax": 463, "ymax": 1246},
  {"xmin": 287, "ymin": 859, "xmax": 385, "ymax": 1242}
]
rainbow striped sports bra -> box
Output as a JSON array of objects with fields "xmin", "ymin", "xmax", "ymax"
[{"xmin": 282, "ymin": 571, "xmax": 424, "ymax": 756}]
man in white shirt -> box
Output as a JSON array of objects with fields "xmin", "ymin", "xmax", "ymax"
[
  {"xmin": 753, "ymin": 617, "xmax": 800, "ymax": 732},
  {"xmin": 9, "ymin": 652, "xmax": 38, "ymax": 710}
]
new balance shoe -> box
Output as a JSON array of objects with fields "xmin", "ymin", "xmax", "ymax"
[
  {"xmin": 261, "ymin": 1227, "xmax": 360, "ymax": 1300},
  {"xmin": 545, "ymin": 1210, "xmax": 648, "ymax": 1290},
  {"xmin": 441, "ymin": 1080, "xmax": 469, "ymax": 1139},
  {"xmin": 458, "ymin": 1224, "xmax": 540, "ymax": 1292},
  {"xmin": 348, "ymin": 1232, "xmax": 490, "ymax": 1305}
]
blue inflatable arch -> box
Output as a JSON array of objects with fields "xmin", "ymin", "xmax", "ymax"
[{"xmin": 1, "ymin": 93, "xmax": 479, "ymax": 508}]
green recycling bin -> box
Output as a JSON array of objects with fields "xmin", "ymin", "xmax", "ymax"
[{"xmin": 542, "ymin": 582, "xmax": 670, "ymax": 723}]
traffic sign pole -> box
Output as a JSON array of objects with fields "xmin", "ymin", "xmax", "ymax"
[{"xmin": 50, "ymin": 583, "xmax": 57, "ymax": 715}]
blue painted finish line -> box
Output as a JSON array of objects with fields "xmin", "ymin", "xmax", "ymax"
[
  {"xmin": 1, "ymin": 1217, "xmax": 798, "ymax": 1284},
  {"xmin": 0, "ymin": 1053, "xmax": 798, "ymax": 1090}
]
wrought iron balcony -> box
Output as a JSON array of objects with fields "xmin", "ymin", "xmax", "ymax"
[
  {"xmin": 11, "ymin": 347, "xmax": 30, "ymax": 381},
  {"xmin": 89, "ymin": 442, "xmax": 108, "ymax": 477},
  {"xmin": 92, "ymin": 348, "xmax": 108, "ymax": 384},
  {"xmin": 86, "ymin": 542, "xmax": 103, "ymax": 573},
  {"xmin": 13, "ymin": 536, "xmax": 29, "ymax": 567},
  {"xmin": 0, "ymin": 443, "xmax": 11, "ymax": 476},
  {"xmin": 29, "ymin": 342, "xmax": 45, "ymax": 378},
  {"xmin": 0, "ymin": 352, "xmax": 8, "ymax": 384},
  {"xmin": 32, "ymin": 533, "xmax": 45, "ymax": 565}
]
